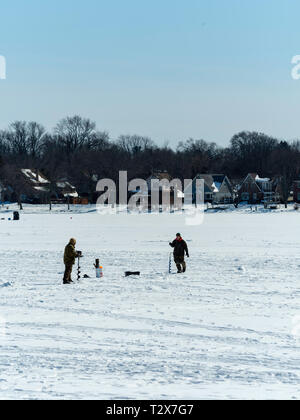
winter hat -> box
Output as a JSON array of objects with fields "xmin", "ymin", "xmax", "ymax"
[{"xmin": 70, "ymin": 238, "xmax": 76, "ymax": 245}]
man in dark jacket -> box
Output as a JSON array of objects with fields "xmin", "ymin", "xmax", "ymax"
[
  {"xmin": 169, "ymin": 233, "xmax": 189, "ymax": 273},
  {"xmin": 63, "ymin": 238, "xmax": 79, "ymax": 284}
]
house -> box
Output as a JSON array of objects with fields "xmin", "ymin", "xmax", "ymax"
[
  {"xmin": 48, "ymin": 179, "xmax": 80, "ymax": 204},
  {"xmin": 21, "ymin": 169, "xmax": 49, "ymax": 185},
  {"xmin": 75, "ymin": 172, "xmax": 100, "ymax": 204},
  {"xmin": 146, "ymin": 171, "xmax": 172, "ymax": 192},
  {"xmin": 145, "ymin": 171, "xmax": 183, "ymax": 207},
  {"xmin": 127, "ymin": 170, "xmax": 183, "ymax": 209},
  {"xmin": 272, "ymin": 176, "xmax": 293, "ymax": 204},
  {"xmin": 238, "ymin": 173, "xmax": 280, "ymax": 204},
  {"xmin": 0, "ymin": 182, "xmax": 4, "ymax": 202},
  {"xmin": 55, "ymin": 180, "xmax": 79, "ymax": 202},
  {"xmin": 293, "ymin": 180, "xmax": 300, "ymax": 203},
  {"xmin": 19, "ymin": 169, "xmax": 50, "ymax": 203},
  {"xmin": 187, "ymin": 174, "xmax": 234, "ymax": 204}
]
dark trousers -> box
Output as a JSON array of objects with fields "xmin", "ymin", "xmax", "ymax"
[
  {"xmin": 63, "ymin": 264, "xmax": 73, "ymax": 284},
  {"xmin": 174, "ymin": 255, "xmax": 186, "ymax": 272}
]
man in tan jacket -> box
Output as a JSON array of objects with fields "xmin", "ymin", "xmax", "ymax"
[{"xmin": 63, "ymin": 238, "xmax": 79, "ymax": 284}]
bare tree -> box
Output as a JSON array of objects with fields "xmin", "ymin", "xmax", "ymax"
[
  {"xmin": 2, "ymin": 121, "xmax": 46, "ymax": 158},
  {"xmin": 7, "ymin": 121, "xmax": 28, "ymax": 156},
  {"xmin": 27, "ymin": 121, "xmax": 46, "ymax": 158},
  {"xmin": 55, "ymin": 115, "xmax": 98, "ymax": 153},
  {"xmin": 117, "ymin": 135, "xmax": 155, "ymax": 156}
]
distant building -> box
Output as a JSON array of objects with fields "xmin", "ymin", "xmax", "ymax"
[
  {"xmin": 21, "ymin": 169, "xmax": 50, "ymax": 188},
  {"xmin": 128, "ymin": 170, "xmax": 183, "ymax": 208},
  {"xmin": 187, "ymin": 174, "xmax": 234, "ymax": 204},
  {"xmin": 0, "ymin": 182, "xmax": 4, "ymax": 202},
  {"xmin": 56, "ymin": 180, "xmax": 78, "ymax": 201},
  {"xmin": 238, "ymin": 173, "xmax": 280, "ymax": 204},
  {"xmin": 75, "ymin": 172, "xmax": 100, "ymax": 204},
  {"xmin": 146, "ymin": 171, "xmax": 172, "ymax": 193},
  {"xmin": 19, "ymin": 169, "xmax": 50, "ymax": 203},
  {"xmin": 272, "ymin": 176, "xmax": 292, "ymax": 204},
  {"xmin": 293, "ymin": 180, "xmax": 300, "ymax": 203}
]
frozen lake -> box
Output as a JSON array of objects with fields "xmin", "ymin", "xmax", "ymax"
[{"xmin": 0, "ymin": 205, "xmax": 300, "ymax": 399}]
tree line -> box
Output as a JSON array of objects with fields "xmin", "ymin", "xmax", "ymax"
[{"xmin": 0, "ymin": 115, "xmax": 300, "ymax": 202}]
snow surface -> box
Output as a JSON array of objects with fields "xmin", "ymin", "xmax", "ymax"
[{"xmin": 0, "ymin": 204, "xmax": 300, "ymax": 400}]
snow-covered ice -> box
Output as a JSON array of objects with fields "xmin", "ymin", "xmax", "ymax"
[{"xmin": 0, "ymin": 204, "xmax": 300, "ymax": 400}]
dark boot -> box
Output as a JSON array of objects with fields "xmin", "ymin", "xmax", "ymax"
[
  {"xmin": 176, "ymin": 264, "xmax": 182, "ymax": 273},
  {"xmin": 182, "ymin": 262, "xmax": 186, "ymax": 273}
]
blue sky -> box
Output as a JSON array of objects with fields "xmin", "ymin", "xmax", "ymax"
[{"xmin": 0, "ymin": 0, "xmax": 299, "ymax": 146}]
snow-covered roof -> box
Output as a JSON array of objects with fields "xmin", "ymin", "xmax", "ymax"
[
  {"xmin": 22, "ymin": 169, "xmax": 50, "ymax": 184},
  {"xmin": 212, "ymin": 181, "xmax": 223, "ymax": 193},
  {"xmin": 57, "ymin": 181, "xmax": 76, "ymax": 189},
  {"xmin": 194, "ymin": 175, "xmax": 230, "ymax": 194},
  {"xmin": 56, "ymin": 181, "xmax": 78, "ymax": 198},
  {"xmin": 255, "ymin": 176, "xmax": 270, "ymax": 183},
  {"xmin": 211, "ymin": 182, "xmax": 219, "ymax": 193},
  {"xmin": 64, "ymin": 192, "xmax": 78, "ymax": 198},
  {"xmin": 34, "ymin": 186, "xmax": 49, "ymax": 192}
]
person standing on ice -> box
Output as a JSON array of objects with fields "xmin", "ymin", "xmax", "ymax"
[
  {"xmin": 63, "ymin": 238, "xmax": 80, "ymax": 284},
  {"xmin": 169, "ymin": 233, "xmax": 189, "ymax": 273}
]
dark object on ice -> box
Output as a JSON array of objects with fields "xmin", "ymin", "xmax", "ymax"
[
  {"xmin": 83, "ymin": 274, "xmax": 90, "ymax": 278},
  {"xmin": 125, "ymin": 271, "xmax": 141, "ymax": 277},
  {"xmin": 64, "ymin": 280, "xmax": 74, "ymax": 285},
  {"xmin": 13, "ymin": 211, "xmax": 20, "ymax": 221}
]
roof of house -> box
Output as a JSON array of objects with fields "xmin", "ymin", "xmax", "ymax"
[
  {"xmin": 21, "ymin": 169, "xmax": 50, "ymax": 193},
  {"xmin": 248, "ymin": 173, "xmax": 258, "ymax": 180},
  {"xmin": 255, "ymin": 175, "xmax": 270, "ymax": 183},
  {"xmin": 146, "ymin": 171, "xmax": 175, "ymax": 192},
  {"xmin": 147, "ymin": 171, "xmax": 172, "ymax": 182},
  {"xmin": 239, "ymin": 173, "xmax": 274, "ymax": 193},
  {"xmin": 56, "ymin": 180, "xmax": 78, "ymax": 198},
  {"xmin": 194, "ymin": 174, "xmax": 230, "ymax": 193},
  {"xmin": 21, "ymin": 169, "xmax": 50, "ymax": 185}
]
